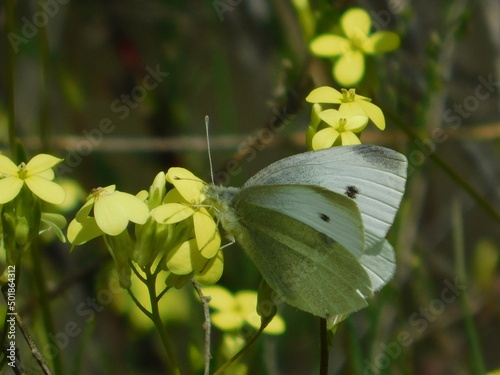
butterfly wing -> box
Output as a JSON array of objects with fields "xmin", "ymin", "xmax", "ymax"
[
  {"xmin": 226, "ymin": 186, "xmax": 374, "ymax": 317},
  {"xmin": 219, "ymin": 184, "xmax": 396, "ymax": 317},
  {"xmin": 358, "ymin": 238, "xmax": 395, "ymax": 292},
  {"xmin": 230, "ymin": 184, "xmax": 365, "ymax": 258},
  {"xmin": 241, "ymin": 145, "xmax": 407, "ymax": 250}
]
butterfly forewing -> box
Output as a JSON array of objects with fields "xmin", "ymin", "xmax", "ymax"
[
  {"xmin": 242, "ymin": 145, "xmax": 407, "ymax": 250},
  {"xmin": 357, "ymin": 239, "xmax": 395, "ymax": 292}
]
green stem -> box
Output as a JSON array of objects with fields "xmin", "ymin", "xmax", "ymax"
[
  {"xmin": 452, "ymin": 200, "xmax": 486, "ymax": 375},
  {"xmin": 213, "ymin": 321, "xmax": 268, "ymax": 375},
  {"xmin": 319, "ymin": 318, "xmax": 328, "ymax": 375},
  {"xmin": 30, "ymin": 243, "xmax": 65, "ymax": 375},
  {"xmin": 37, "ymin": 0, "xmax": 51, "ymax": 152},
  {"xmin": 143, "ymin": 268, "xmax": 181, "ymax": 375},
  {"xmin": 5, "ymin": 0, "xmax": 17, "ymax": 158},
  {"xmin": 345, "ymin": 318, "xmax": 364, "ymax": 375},
  {"xmin": 126, "ymin": 288, "xmax": 152, "ymax": 319}
]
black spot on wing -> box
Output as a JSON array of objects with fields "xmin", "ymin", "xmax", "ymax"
[
  {"xmin": 345, "ymin": 185, "xmax": 359, "ymax": 199},
  {"xmin": 319, "ymin": 213, "xmax": 331, "ymax": 222}
]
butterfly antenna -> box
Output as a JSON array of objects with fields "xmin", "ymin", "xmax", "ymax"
[{"xmin": 205, "ymin": 115, "xmax": 215, "ymax": 184}]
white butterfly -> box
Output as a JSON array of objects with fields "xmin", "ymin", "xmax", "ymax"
[{"xmin": 205, "ymin": 145, "xmax": 407, "ymax": 318}]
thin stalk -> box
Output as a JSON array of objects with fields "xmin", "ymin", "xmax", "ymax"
[
  {"xmin": 15, "ymin": 312, "xmax": 54, "ymax": 375},
  {"xmin": 143, "ymin": 268, "xmax": 181, "ymax": 375},
  {"xmin": 213, "ymin": 321, "xmax": 269, "ymax": 375},
  {"xmin": 37, "ymin": 0, "xmax": 52, "ymax": 151},
  {"xmin": 345, "ymin": 318, "xmax": 364, "ymax": 375},
  {"xmin": 5, "ymin": 0, "xmax": 17, "ymax": 158},
  {"xmin": 452, "ymin": 200, "xmax": 486, "ymax": 375},
  {"xmin": 30, "ymin": 244, "xmax": 65, "ymax": 375},
  {"xmin": 192, "ymin": 280, "xmax": 211, "ymax": 375},
  {"xmin": 319, "ymin": 318, "xmax": 328, "ymax": 375}
]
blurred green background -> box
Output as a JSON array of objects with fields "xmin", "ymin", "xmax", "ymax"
[{"xmin": 1, "ymin": 0, "xmax": 499, "ymax": 374}]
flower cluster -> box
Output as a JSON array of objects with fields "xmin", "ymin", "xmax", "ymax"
[
  {"xmin": 152, "ymin": 168, "xmax": 223, "ymax": 286},
  {"xmin": 305, "ymin": 86, "xmax": 385, "ymax": 149},
  {"xmin": 309, "ymin": 7, "xmax": 400, "ymax": 86},
  {"xmin": 68, "ymin": 169, "xmax": 224, "ymax": 289}
]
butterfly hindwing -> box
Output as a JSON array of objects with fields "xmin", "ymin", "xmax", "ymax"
[
  {"xmin": 231, "ymin": 184, "xmax": 365, "ymax": 258},
  {"xmin": 229, "ymin": 197, "xmax": 373, "ymax": 317}
]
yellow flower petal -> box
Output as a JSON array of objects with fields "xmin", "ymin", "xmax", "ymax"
[
  {"xmin": 312, "ymin": 128, "xmax": 339, "ymax": 150},
  {"xmin": 24, "ymin": 175, "xmax": 66, "ymax": 204},
  {"xmin": 94, "ymin": 191, "xmax": 148, "ymax": 235},
  {"xmin": 340, "ymin": 131, "xmax": 361, "ymax": 145},
  {"xmin": 163, "ymin": 188, "xmax": 187, "ymax": 204},
  {"xmin": 310, "ymin": 34, "xmax": 350, "ymax": 56},
  {"xmin": 25, "ymin": 154, "xmax": 63, "ymax": 175},
  {"xmin": 193, "ymin": 209, "xmax": 221, "ymax": 258},
  {"xmin": 263, "ymin": 315, "xmax": 286, "ymax": 335},
  {"xmin": 37, "ymin": 168, "xmax": 55, "ymax": 180},
  {"xmin": 305, "ymin": 86, "xmax": 342, "ymax": 104},
  {"xmin": 94, "ymin": 197, "xmax": 130, "ymax": 235},
  {"xmin": 364, "ymin": 31, "xmax": 400, "ymax": 54},
  {"xmin": 75, "ymin": 198, "xmax": 95, "ymax": 222},
  {"xmin": 165, "ymin": 273, "xmax": 192, "ymax": 289},
  {"xmin": 211, "ymin": 310, "xmax": 243, "ymax": 331},
  {"xmin": 309, "ymin": 103, "xmax": 323, "ymax": 132},
  {"xmin": 166, "ymin": 168, "xmax": 205, "ymax": 204},
  {"xmin": 67, "ymin": 216, "xmax": 103, "ymax": 245},
  {"xmin": 153, "ymin": 203, "xmax": 194, "ymax": 224},
  {"xmin": 115, "ymin": 191, "xmax": 149, "ymax": 224},
  {"xmin": 235, "ymin": 291, "xmax": 258, "ymax": 316},
  {"xmin": 344, "ymin": 115, "xmax": 369, "ymax": 132},
  {"xmin": 0, "ymin": 176, "xmax": 24, "ymax": 203},
  {"xmin": 0, "ymin": 155, "xmax": 19, "ymax": 175},
  {"xmin": 341, "ymin": 8, "xmax": 371, "ymax": 40},
  {"xmin": 319, "ymin": 109, "xmax": 341, "ymax": 127},
  {"xmin": 166, "ymin": 239, "xmax": 197, "ymax": 275},
  {"xmin": 236, "ymin": 291, "xmax": 285, "ymax": 335},
  {"xmin": 333, "ymin": 51, "xmax": 365, "ymax": 86},
  {"xmin": 194, "ymin": 251, "xmax": 224, "ymax": 285},
  {"xmin": 203, "ymin": 286, "xmax": 238, "ymax": 311},
  {"xmin": 352, "ymin": 100, "xmax": 386, "ymax": 130}
]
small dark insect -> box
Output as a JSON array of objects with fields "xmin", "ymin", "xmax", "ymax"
[
  {"xmin": 319, "ymin": 213, "xmax": 331, "ymax": 222},
  {"xmin": 345, "ymin": 185, "xmax": 359, "ymax": 199}
]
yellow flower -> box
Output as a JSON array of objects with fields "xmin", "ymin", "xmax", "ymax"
[
  {"xmin": 68, "ymin": 185, "xmax": 149, "ymax": 243},
  {"xmin": 154, "ymin": 168, "xmax": 221, "ymax": 258},
  {"xmin": 306, "ymin": 86, "xmax": 386, "ymax": 130},
  {"xmin": 203, "ymin": 286, "xmax": 285, "ymax": 334},
  {"xmin": 310, "ymin": 7, "xmax": 400, "ymax": 85},
  {"xmin": 0, "ymin": 154, "xmax": 66, "ymax": 204},
  {"xmin": 311, "ymin": 107, "xmax": 368, "ymax": 149},
  {"xmin": 153, "ymin": 168, "xmax": 223, "ymax": 285}
]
